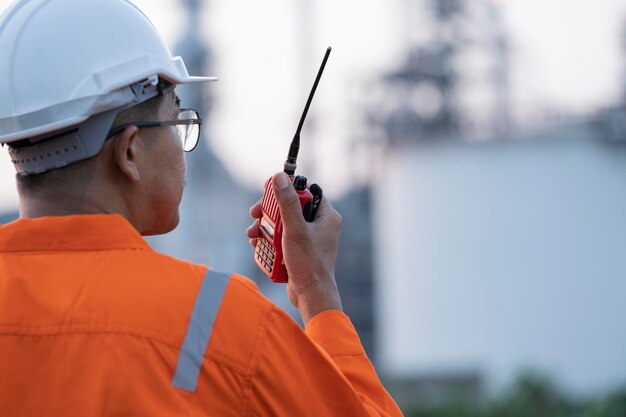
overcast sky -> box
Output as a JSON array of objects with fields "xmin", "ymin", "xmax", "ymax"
[{"xmin": 0, "ymin": 0, "xmax": 624, "ymax": 211}]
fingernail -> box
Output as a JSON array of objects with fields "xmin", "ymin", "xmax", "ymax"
[{"xmin": 275, "ymin": 172, "xmax": 290, "ymax": 190}]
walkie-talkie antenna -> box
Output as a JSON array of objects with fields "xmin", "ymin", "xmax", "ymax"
[{"xmin": 284, "ymin": 46, "xmax": 332, "ymax": 175}]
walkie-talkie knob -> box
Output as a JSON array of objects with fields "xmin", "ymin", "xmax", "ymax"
[{"xmin": 294, "ymin": 175, "xmax": 307, "ymax": 191}]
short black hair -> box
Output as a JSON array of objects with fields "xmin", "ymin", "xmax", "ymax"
[{"xmin": 15, "ymin": 79, "xmax": 173, "ymax": 196}]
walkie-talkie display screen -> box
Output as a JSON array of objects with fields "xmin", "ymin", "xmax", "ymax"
[{"xmin": 261, "ymin": 218, "xmax": 275, "ymax": 239}]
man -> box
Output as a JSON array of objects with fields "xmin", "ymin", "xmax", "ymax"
[{"xmin": 0, "ymin": 0, "xmax": 403, "ymax": 416}]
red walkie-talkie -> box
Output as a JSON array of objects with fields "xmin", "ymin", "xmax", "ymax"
[{"xmin": 255, "ymin": 47, "xmax": 331, "ymax": 283}]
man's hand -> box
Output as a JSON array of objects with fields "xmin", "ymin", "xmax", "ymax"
[{"xmin": 247, "ymin": 172, "xmax": 343, "ymax": 326}]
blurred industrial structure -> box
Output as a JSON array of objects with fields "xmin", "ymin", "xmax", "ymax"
[
  {"xmin": 367, "ymin": 0, "xmax": 511, "ymax": 146},
  {"xmin": 374, "ymin": 121, "xmax": 626, "ymax": 399},
  {"xmin": 356, "ymin": 0, "xmax": 626, "ymax": 408}
]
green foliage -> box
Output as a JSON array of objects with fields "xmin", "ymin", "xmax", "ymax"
[
  {"xmin": 404, "ymin": 373, "xmax": 626, "ymax": 417},
  {"xmin": 584, "ymin": 388, "xmax": 626, "ymax": 417},
  {"xmin": 487, "ymin": 373, "xmax": 579, "ymax": 417}
]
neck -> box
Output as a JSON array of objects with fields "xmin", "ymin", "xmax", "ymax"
[
  {"xmin": 20, "ymin": 197, "xmax": 123, "ymax": 219},
  {"xmin": 19, "ymin": 187, "xmax": 136, "ymax": 226}
]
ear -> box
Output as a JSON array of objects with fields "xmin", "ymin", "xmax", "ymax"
[{"xmin": 112, "ymin": 126, "xmax": 141, "ymax": 183}]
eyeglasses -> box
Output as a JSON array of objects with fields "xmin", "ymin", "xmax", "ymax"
[{"xmin": 106, "ymin": 109, "xmax": 202, "ymax": 152}]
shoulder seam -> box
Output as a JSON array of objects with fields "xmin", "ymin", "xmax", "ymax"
[
  {"xmin": 0, "ymin": 325, "xmax": 182, "ymax": 350},
  {"xmin": 0, "ymin": 324, "xmax": 249, "ymax": 377},
  {"xmin": 0, "ymin": 247, "xmax": 149, "ymax": 254}
]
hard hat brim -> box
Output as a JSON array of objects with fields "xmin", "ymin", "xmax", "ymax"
[{"xmin": 182, "ymin": 76, "xmax": 219, "ymax": 83}]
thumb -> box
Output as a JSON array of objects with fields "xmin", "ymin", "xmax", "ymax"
[{"xmin": 272, "ymin": 172, "xmax": 306, "ymax": 229}]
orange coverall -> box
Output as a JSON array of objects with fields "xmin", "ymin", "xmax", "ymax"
[{"xmin": 0, "ymin": 214, "xmax": 403, "ymax": 416}]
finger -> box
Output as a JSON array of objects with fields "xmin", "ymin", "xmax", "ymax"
[
  {"xmin": 246, "ymin": 220, "xmax": 260, "ymax": 239},
  {"xmin": 249, "ymin": 238, "xmax": 258, "ymax": 248},
  {"xmin": 272, "ymin": 172, "xmax": 307, "ymax": 229},
  {"xmin": 249, "ymin": 200, "xmax": 262, "ymax": 219}
]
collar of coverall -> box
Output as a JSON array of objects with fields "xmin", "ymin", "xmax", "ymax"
[{"xmin": 0, "ymin": 214, "xmax": 152, "ymax": 253}]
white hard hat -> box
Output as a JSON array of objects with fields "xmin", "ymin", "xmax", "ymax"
[{"xmin": 0, "ymin": 0, "xmax": 217, "ymax": 175}]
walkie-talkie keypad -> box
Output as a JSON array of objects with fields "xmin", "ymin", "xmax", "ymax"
[{"xmin": 256, "ymin": 236, "xmax": 276, "ymax": 273}]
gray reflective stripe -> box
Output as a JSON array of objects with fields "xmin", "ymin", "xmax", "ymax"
[{"xmin": 172, "ymin": 270, "xmax": 230, "ymax": 392}]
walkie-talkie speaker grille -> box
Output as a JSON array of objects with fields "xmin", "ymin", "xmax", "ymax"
[{"xmin": 261, "ymin": 181, "xmax": 280, "ymax": 222}]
